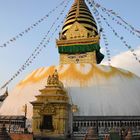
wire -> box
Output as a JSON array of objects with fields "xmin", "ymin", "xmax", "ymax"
[
  {"xmin": 87, "ymin": 0, "xmax": 111, "ymax": 65},
  {"xmin": 87, "ymin": 0, "xmax": 140, "ymax": 64},
  {"xmin": 0, "ymin": 0, "xmax": 66, "ymax": 48},
  {"xmin": 0, "ymin": 0, "xmax": 71, "ymax": 90},
  {"xmin": 92, "ymin": 0, "xmax": 140, "ymax": 38}
]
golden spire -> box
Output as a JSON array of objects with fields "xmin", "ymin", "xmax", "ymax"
[
  {"xmin": 61, "ymin": 0, "xmax": 98, "ymax": 35},
  {"xmin": 47, "ymin": 70, "xmax": 64, "ymax": 88},
  {"xmin": 57, "ymin": 0, "xmax": 104, "ymax": 64},
  {"xmin": 75, "ymin": 0, "xmax": 80, "ymax": 19}
]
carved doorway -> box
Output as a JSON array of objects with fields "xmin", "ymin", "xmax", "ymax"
[{"xmin": 42, "ymin": 115, "xmax": 53, "ymax": 130}]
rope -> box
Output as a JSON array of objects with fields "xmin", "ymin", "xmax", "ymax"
[
  {"xmin": 87, "ymin": 0, "xmax": 140, "ymax": 64},
  {"xmin": 92, "ymin": 1, "xmax": 140, "ymax": 38},
  {"xmin": 87, "ymin": 0, "xmax": 111, "ymax": 65},
  {"xmin": 0, "ymin": 0, "xmax": 71, "ymax": 90},
  {"xmin": 0, "ymin": 0, "xmax": 66, "ymax": 48}
]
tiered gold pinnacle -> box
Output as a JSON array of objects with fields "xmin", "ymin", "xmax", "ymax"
[
  {"xmin": 56, "ymin": 0, "xmax": 104, "ymax": 64},
  {"xmin": 61, "ymin": 0, "xmax": 98, "ymax": 36}
]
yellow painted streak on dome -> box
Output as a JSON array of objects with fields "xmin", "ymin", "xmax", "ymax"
[
  {"xmin": 39, "ymin": 67, "xmax": 49, "ymax": 76},
  {"xmin": 21, "ymin": 69, "xmax": 37, "ymax": 83},
  {"xmin": 74, "ymin": 64, "xmax": 133, "ymax": 80},
  {"xmin": 56, "ymin": 65, "xmax": 69, "ymax": 74},
  {"xmin": 18, "ymin": 66, "xmax": 55, "ymax": 86},
  {"xmin": 94, "ymin": 65, "xmax": 134, "ymax": 78},
  {"xmin": 59, "ymin": 64, "xmax": 134, "ymax": 86},
  {"xmin": 17, "ymin": 64, "xmax": 134, "ymax": 88},
  {"xmin": 33, "ymin": 67, "xmax": 45, "ymax": 78}
]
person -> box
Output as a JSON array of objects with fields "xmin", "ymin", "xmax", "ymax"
[
  {"xmin": 104, "ymin": 134, "xmax": 110, "ymax": 140},
  {"xmin": 66, "ymin": 130, "xmax": 72, "ymax": 139}
]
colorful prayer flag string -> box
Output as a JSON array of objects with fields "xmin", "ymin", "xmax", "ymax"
[
  {"xmin": 0, "ymin": 0, "xmax": 66, "ymax": 48},
  {"xmin": 0, "ymin": 0, "xmax": 70, "ymax": 90},
  {"xmin": 91, "ymin": 0, "xmax": 140, "ymax": 38},
  {"xmin": 93, "ymin": 8, "xmax": 140, "ymax": 64},
  {"xmin": 87, "ymin": 0, "xmax": 111, "ymax": 65},
  {"xmin": 100, "ymin": 15, "xmax": 140, "ymax": 63}
]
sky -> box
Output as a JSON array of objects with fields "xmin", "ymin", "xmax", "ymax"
[{"xmin": 0, "ymin": 0, "xmax": 140, "ymax": 92}]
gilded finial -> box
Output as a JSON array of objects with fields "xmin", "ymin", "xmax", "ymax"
[
  {"xmin": 47, "ymin": 69, "xmax": 63, "ymax": 87},
  {"xmin": 54, "ymin": 69, "xmax": 59, "ymax": 80},
  {"xmin": 47, "ymin": 75, "xmax": 51, "ymax": 85},
  {"xmin": 61, "ymin": 0, "xmax": 98, "ymax": 36}
]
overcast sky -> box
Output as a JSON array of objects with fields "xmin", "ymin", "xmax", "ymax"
[{"xmin": 0, "ymin": 0, "xmax": 140, "ymax": 92}]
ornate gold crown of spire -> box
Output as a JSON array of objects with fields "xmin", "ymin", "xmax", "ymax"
[
  {"xmin": 47, "ymin": 70, "xmax": 64, "ymax": 88},
  {"xmin": 57, "ymin": 0, "xmax": 104, "ymax": 64},
  {"xmin": 62, "ymin": 0, "xmax": 98, "ymax": 35}
]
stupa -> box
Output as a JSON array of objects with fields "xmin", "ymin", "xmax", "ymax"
[{"xmin": 0, "ymin": 0, "xmax": 140, "ymax": 137}]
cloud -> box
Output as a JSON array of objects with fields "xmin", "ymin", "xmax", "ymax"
[{"xmin": 102, "ymin": 47, "xmax": 140, "ymax": 77}]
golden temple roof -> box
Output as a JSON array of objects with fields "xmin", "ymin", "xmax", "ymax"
[{"xmin": 62, "ymin": 0, "xmax": 98, "ymax": 35}]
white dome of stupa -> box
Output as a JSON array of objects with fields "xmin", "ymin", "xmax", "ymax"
[{"xmin": 0, "ymin": 63, "xmax": 140, "ymax": 118}]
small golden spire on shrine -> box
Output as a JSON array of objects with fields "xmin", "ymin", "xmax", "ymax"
[{"xmin": 47, "ymin": 69, "xmax": 63, "ymax": 88}]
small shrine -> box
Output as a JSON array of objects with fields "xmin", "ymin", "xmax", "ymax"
[{"xmin": 31, "ymin": 70, "xmax": 70, "ymax": 138}]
